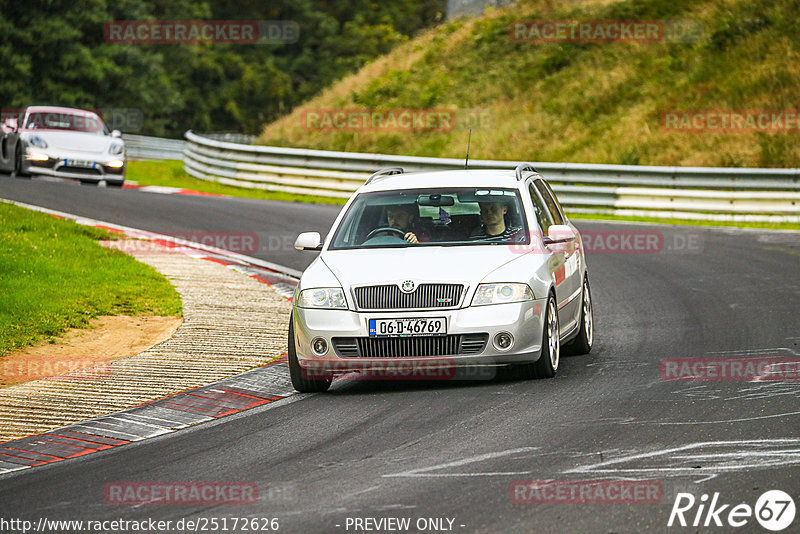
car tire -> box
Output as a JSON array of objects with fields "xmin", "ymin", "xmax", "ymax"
[
  {"xmin": 13, "ymin": 144, "xmax": 29, "ymax": 178},
  {"xmin": 515, "ymin": 293, "xmax": 560, "ymax": 380},
  {"xmin": 563, "ymin": 276, "xmax": 593, "ymax": 356},
  {"xmin": 288, "ymin": 316, "xmax": 331, "ymax": 393}
]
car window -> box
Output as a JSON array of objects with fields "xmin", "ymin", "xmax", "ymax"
[
  {"xmin": 534, "ymin": 179, "xmax": 565, "ymax": 225},
  {"xmin": 329, "ymin": 187, "xmax": 529, "ymax": 249},
  {"xmin": 24, "ymin": 111, "xmax": 106, "ymax": 134},
  {"xmin": 528, "ymin": 183, "xmax": 553, "ymax": 233}
]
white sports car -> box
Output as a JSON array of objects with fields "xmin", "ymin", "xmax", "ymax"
[
  {"xmin": 290, "ymin": 164, "xmax": 593, "ymax": 392},
  {"xmin": 0, "ymin": 106, "xmax": 126, "ymax": 186}
]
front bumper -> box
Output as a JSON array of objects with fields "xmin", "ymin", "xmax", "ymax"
[
  {"xmin": 293, "ymin": 299, "xmax": 548, "ymax": 375},
  {"xmin": 24, "ymin": 153, "xmax": 125, "ymax": 182}
]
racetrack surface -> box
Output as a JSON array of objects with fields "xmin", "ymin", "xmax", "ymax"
[{"xmin": 1, "ymin": 177, "xmax": 799, "ymax": 533}]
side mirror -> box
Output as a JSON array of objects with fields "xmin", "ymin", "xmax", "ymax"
[
  {"xmin": 294, "ymin": 232, "xmax": 322, "ymax": 251},
  {"xmin": 544, "ymin": 224, "xmax": 576, "ymax": 245},
  {"xmin": 4, "ymin": 118, "xmax": 18, "ymax": 131},
  {"xmin": 111, "ymin": 129, "xmax": 122, "ymax": 138}
]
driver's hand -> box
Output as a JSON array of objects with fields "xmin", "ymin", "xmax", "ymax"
[{"xmin": 405, "ymin": 232, "xmax": 419, "ymax": 244}]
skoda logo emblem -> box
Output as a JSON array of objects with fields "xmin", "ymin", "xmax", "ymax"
[{"xmin": 400, "ymin": 280, "xmax": 416, "ymax": 293}]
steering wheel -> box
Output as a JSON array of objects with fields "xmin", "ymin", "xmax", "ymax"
[{"xmin": 365, "ymin": 227, "xmax": 407, "ymax": 241}]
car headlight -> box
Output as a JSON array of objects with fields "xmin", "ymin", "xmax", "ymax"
[
  {"xmin": 297, "ymin": 288, "xmax": 348, "ymax": 309},
  {"xmin": 29, "ymin": 135, "xmax": 47, "ymax": 148},
  {"xmin": 471, "ymin": 283, "xmax": 533, "ymax": 306},
  {"xmin": 26, "ymin": 151, "xmax": 49, "ymax": 161},
  {"xmin": 109, "ymin": 141, "xmax": 124, "ymax": 155}
]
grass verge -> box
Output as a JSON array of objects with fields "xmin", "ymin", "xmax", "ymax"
[
  {"xmin": 126, "ymin": 160, "xmax": 347, "ymax": 205},
  {"xmin": 0, "ymin": 202, "xmax": 183, "ymax": 356},
  {"xmin": 258, "ymin": 0, "xmax": 800, "ymax": 168}
]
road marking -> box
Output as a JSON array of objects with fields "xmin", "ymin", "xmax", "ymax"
[
  {"xmin": 566, "ymin": 439, "xmax": 800, "ymax": 475},
  {"xmin": 620, "ymin": 410, "xmax": 800, "ymax": 426},
  {"xmin": 705, "ymin": 346, "xmax": 800, "ymax": 356},
  {"xmin": 383, "ymin": 447, "xmax": 539, "ymax": 478}
]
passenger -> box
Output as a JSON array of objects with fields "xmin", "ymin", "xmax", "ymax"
[{"xmin": 470, "ymin": 201, "xmax": 522, "ymax": 239}]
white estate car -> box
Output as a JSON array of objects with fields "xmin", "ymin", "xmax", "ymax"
[{"xmin": 289, "ymin": 164, "xmax": 593, "ymax": 392}]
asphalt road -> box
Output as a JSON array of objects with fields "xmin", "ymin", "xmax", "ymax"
[{"xmin": 1, "ymin": 177, "xmax": 799, "ymax": 533}]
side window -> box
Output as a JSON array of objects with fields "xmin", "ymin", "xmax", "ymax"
[
  {"xmin": 534, "ymin": 180, "xmax": 565, "ymax": 225},
  {"xmin": 528, "ymin": 183, "xmax": 552, "ymax": 233}
]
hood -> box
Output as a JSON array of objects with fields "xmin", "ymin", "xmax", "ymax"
[
  {"xmin": 27, "ymin": 131, "xmax": 112, "ymax": 154},
  {"xmin": 320, "ymin": 245, "xmax": 535, "ymax": 289}
]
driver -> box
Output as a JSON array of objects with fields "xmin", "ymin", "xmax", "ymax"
[{"xmin": 386, "ymin": 204, "xmax": 427, "ymax": 244}]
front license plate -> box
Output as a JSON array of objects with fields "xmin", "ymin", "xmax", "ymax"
[
  {"xmin": 65, "ymin": 159, "xmax": 96, "ymax": 168},
  {"xmin": 369, "ymin": 317, "xmax": 447, "ymax": 337}
]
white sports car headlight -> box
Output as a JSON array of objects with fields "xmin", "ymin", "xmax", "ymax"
[
  {"xmin": 297, "ymin": 288, "xmax": 348, "ymax": 309},
  {"xmin": 109, "ymin": 141, "xmax": 124, "ymax": 155},
  {"xmin": 471, "ymin": 283, "xmax": 533, "ymax": 306},
  {"xmin": 29, "ymin": 135, "xmax": 48, "ymax": 148}
]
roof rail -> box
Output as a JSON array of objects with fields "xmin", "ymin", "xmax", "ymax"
[
  {"xmin": 365, "ymin": 167, "xmax": 404, "ymax": 185},
  {"xmin": 515, "ymin": 162, "xmax": 538, "ymax": 181}
]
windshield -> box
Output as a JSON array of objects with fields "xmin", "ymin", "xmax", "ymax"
[
  {"xmin": 24, "ymin": 111, "xmax": 107, "ymax": 134},
  {"xmin": 329, "ymin": 187, "xmax": 529, "ymax": 249}
]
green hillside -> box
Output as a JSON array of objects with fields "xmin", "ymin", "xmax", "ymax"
[{"xmin": 259, "ymin": 0, "xmax": 800, "ymax": 167}]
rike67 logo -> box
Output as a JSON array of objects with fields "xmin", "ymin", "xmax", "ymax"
[{"xmin": 668, "ymin": 490, "xmax": 796, "ymax": 531}]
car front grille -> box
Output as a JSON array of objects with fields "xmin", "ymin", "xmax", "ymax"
[
  {"xmin": 354, "ymin": 284, "xmax": 464, "ymax": 310},
  {"xmin": 58, "ymin": 166, "xmax": 102, "ymax": 176},
  {"xmin": 332, "ymin": 334, "xmax": 488, "ymax": 358}
]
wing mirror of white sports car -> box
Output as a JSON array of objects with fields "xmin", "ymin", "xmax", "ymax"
[
  {"xmin": 544, "ymin": 225, "xmax": 576, "ymax": 245},
  {"xmin": 295, "ymin": 232, "xmax": 323, "ymax": 251},
  {"xmin": 3, "ymin": 118, "xmax": 18, "ymax": 131},
  {"xmin": 111, "ymin": 129, "xmax": 122, "ymax": 138}
]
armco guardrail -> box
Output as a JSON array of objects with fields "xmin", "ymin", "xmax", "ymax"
[
  {"xmin": 123, "ymin": 134, "xmax": 186, "ymax": 161},
  {"xmin": 183, "ymin": 130, "xmax": 800, "ymax": 222}
]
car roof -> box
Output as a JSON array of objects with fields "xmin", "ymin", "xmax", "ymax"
[
  {"xmin": 25, "ymin": 106, "xmax": 100, "ymax": 117},
  {"xmin": 358, "ymin": 169, "xmax": 529, "ymax": 193}
]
